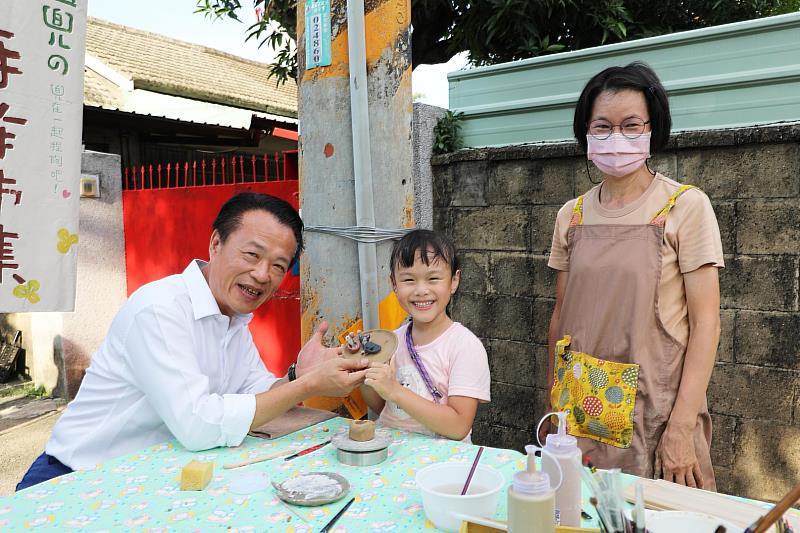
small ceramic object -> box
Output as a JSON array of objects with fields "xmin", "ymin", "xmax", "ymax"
[
  {"xmin": 272, "ymin": 472, "xmax": 349, "ymax": 506},
  {"xmin": 349, "ymin": 419, "xmax": 376, "ymax": 442},
  {"xmin": 342, "ymin": 329, "xmax": 397, "ymax": 365}
]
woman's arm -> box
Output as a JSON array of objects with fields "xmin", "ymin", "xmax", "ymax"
[
  {"xmin": 655, "ymin": 264, "xmax": 721, "ymax": 488},
  {"xmin": 364, "ymin": 361, "xmax": 478, "ymax": 440}
]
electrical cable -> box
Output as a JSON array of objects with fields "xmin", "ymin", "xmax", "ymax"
[{"xmin": 304, "ymin": 225, "xmax": 410, "ymax": 243}]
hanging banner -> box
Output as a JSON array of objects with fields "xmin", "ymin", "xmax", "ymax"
[
  {"xmin": 0, "ymin": 0, "xmax": 86, "ymax": 312},
  {"xmin": 304, "ymin": 0, "xmax": 332, "ymax": 69}
]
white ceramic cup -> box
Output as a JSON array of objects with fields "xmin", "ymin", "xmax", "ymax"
[{"xmin": 416, "ymin": 462, "xmax": 506, "ymax": 532}]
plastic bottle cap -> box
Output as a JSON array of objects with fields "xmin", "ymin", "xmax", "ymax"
[
  {"xmin": 512, "ymin": 471, "xmax": 552, "ymax": 495},
  {"xmin": 545, "ymin": 431, "xmax": 578, "ymax": 451},
  {"xmin": 545, "ymin": 411, "xmax": 578, "ymax": 452},
  {"xmin": 523, "ymin": 444, "xmax": 563, "ymax": 492}
]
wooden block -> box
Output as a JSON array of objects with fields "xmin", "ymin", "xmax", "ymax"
[
  {"xmin": 623, "ymin": 478, "xmax": 764, "ymax": 528},
  {"xmin": 459, "ymin": 522, "xmax": 503, "ymax": 533},
  {"xmin": 457, "ymin": 519, "xmax": 600, "ymax": 533},
  {"xmin": 180, "ymin": 460, "xmax": 213, "ymax": 491}
]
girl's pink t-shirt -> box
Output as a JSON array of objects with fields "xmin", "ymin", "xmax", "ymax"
[{"xmin": 377, "ymin": 321, "xmax": 491, "ymax": 441}]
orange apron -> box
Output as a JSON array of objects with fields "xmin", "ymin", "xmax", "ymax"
[{"xmin": 551, "ymin": 185, "xmax": 715, "ymax": 488}]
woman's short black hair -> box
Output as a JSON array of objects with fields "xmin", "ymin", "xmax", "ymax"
[
  {"xmin": 213, "ymin": 192, "xmax": 304, "ymax": 267},
  {"xmin": 573, "ymin": 61, "xmax": 671, "ymax": 153},
  {"xmin": 390, "ymin": 229, "xmax": 460, "ymax": 281}
]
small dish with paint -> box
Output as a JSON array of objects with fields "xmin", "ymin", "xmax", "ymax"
[{"xmin": 272, "ymin": 472, "xmax": 349, "ymax": 506}]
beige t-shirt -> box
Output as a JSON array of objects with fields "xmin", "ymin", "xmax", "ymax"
[{"xmin": 548, "ymin": 174, "xmax": 724, "ymax": 346}]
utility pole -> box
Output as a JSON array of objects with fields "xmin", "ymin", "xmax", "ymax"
[{"xmin": 297, "ymin": 0, "xmax": 413, "ymax": 415}]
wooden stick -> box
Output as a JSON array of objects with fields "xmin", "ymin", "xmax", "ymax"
[
  {"xmin": 751, "ymin": 483, "xmax": 800, "ymax": 533},
  {"xmin": 222, "ymin": 449, "xmax": 293, "ymax": 469},
  {"xmin": 461, "ymin": 447, "xmax": 485, "ymax": 495}
]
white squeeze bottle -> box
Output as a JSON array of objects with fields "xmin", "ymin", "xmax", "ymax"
[
  {"xmin": 507, "ymin": 444, "xmax": 560, "ymax": 533},
  {"xmin": 539, "ymin": 411, "xmax": 583, "ymax": 527}
]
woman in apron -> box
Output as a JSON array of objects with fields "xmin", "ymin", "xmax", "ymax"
[{"xmin": 544, "ymin": 63, "xmax": 724, "ymax": 490}]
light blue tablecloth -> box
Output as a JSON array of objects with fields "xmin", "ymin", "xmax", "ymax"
[{"xmin": 2, "ymin": 417, "xmax": 534, "ymax": 532}]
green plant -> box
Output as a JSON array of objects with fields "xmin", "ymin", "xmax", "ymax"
[
  {"xmin": 195, "ymin": 1, "xmax": 800, "ymax": 86},
  {"xmin": 433, "ymin": 110, "xmax": 465, "ymax": 155},
  {"xmin": 26, "ymin": 385, "xmax": 49, "ymax": 398},
  {"xmin": 0, "ymin": 382, "xmax": 48, "ymax": 399}
]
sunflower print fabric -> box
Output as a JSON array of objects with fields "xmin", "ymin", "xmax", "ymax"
[{"xmin": 550, "ymin": 335, "xmax": 639, "ymax": 448}]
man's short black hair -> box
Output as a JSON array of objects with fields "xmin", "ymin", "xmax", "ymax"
[
  {"xmin": 213, "ymin": 192, "xmax": 304, "ymax": 266},
  {"xmin": 573, "ymin": 61, "xmax": 672, "ymax": 153},
  {"xmin": 390, "ymin": 229, "xmax": 460, "ymax": 281}
]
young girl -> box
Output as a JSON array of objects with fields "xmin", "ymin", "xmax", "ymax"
[{"xmin": 361, "ymin": 230, "xmax": 490, "ymax": 441}]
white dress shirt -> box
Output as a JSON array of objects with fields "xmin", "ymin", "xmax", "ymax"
[{"xmin": 47, "ymin": 260, "xmax": 278, "ymax": 469}]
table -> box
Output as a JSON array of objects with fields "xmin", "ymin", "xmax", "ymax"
[
  {"xmin": 1, "ymin": 418, "xmax": 528, "ymax": 531},
  {"xmin": 5, "ymin": 418, "xmax": 796, "ymax": 532}
]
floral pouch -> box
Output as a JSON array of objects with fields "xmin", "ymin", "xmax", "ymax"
[{"xmin": 550, "ymin": 335, "xmax": 639, "ymax": 448}]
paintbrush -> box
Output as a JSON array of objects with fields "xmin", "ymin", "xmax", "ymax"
[
  {"xmin": 461, "ymin": 446, "xmax": 484, "ymax": 495},
  {"xmin": 283, "ymin": 440, "xmax": 330, "ymax": 461},
  {"xmin": 746, "ymin": 482, "xmax": 800, "ymax": 533},
  {"xmin": 634, "ymin": 481, "xmax": 645, "ymax": 533},
  {"xmin": 590, "ymin": 496, "xmax": 613, "ymax": 533},
  {"xmin": 223, "ymin": 449, "xmax": 293, "ymax": 469},
  {"xmin": 319, "ymin": 496, "xmax": 355, "ymax": 533}
]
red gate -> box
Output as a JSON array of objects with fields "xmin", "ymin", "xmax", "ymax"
[{"xmin": 121, "ymin": 152, "xmax": 300, "ymax": 376}]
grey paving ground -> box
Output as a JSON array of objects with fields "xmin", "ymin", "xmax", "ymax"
[{"xmin": 0, "ymin": 401, "xmax": 63, "ymax": 496}]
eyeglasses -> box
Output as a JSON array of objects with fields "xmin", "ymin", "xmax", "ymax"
[{"xmin": 588, "ymin": 118, "xmax": 651, "ymax": 140}]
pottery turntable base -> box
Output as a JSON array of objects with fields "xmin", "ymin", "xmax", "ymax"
[{"xmin": 331, "ymin": 427, "xmax": 393, "ymax": 466}]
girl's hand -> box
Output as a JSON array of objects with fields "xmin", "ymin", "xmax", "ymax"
[
  {"xmin": 364, "ymin": 358, "xmax": 397, "ymax": 401},
  {"xmin": 654, "ymin": 422, "xmax": 704, "ymax": 488}
]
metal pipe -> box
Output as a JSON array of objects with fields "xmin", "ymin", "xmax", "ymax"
[{"xmin": 346, "ymin": 0, "xmax": 380, "ymax": 330}]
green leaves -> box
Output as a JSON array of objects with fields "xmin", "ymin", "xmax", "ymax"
[
  {"xmin": 194, "ymin": 0, "xmax": 800, "ymax": 86},
  {"xmin": 195, "ymin": 0, "xmax": 297, "ymax": 85},
  {"xmin": 432, "ymin": 110, "xmax": 465, "ymax": 155},
  {"xmin": 195, "ymin": 0, "xmax": 243, "ymax": 21}
]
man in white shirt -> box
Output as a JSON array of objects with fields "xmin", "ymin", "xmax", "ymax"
[{"xmin": 17, "ymin": 192, "xmax": 369, "ymax": 491}]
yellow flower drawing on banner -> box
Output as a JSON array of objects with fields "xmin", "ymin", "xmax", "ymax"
[
  {"xmin": 57, "ymin": 228, "xmax": 79, "ymax": 254},
  {"xmin": 13, "ymin": 280, "xmax": 40, "ymax": 304}
]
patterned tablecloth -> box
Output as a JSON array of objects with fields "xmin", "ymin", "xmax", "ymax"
[{"xmin": 1, "ymin": 417, "xmax": 528, "ymax": 532}]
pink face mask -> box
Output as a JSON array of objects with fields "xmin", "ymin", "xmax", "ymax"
[{"xmin": 586, "ymin": 133, "xmax": 651, "ymax": 178}]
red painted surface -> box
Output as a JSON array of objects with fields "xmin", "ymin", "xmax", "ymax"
[
  {"xmin": 272, "ymin": 127, "xmax": 299, "ymax": 141},
  {"xmin": 283, "ymin": 151, "xmax": 298, "ymax": 181},
  {"xmin": 123, "ymin": 152, "xmax": 297, "ymax": 190},
  {"xmin": 122, "ymin": 182, "xmax": 301, "ymax": 376}
]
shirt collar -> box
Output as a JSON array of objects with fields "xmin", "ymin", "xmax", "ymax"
[{"xmin": 182, "ymin": 260, "xmax": 253, "ymax": 325}]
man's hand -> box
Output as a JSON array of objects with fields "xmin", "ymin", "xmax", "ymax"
[
  {"xmin": 296, "ymin": 320, "xmax": 342, "ymax": 378},
  {"xmin": 654, "ymin": 421, "xmax": 704, "ymax": 488},
  {"xmin": 303, "ymin": 356, "xmax": 369, "ymax": 397},
  {"xmin": 364, "ymin": 358, "xmax": 398, "ymax": 402}
]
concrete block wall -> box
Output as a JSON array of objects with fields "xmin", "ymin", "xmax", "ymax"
[
  {"xmin": 2, "ymin": 151, "xmax": 127, "ymax": 398},
  {"xmin": 431, "ymin": 123, "xmax": 800, "ymax": 502},
  {"xmin": 62, "ymin": 152, "xmax": 127, "ymax": 398}
]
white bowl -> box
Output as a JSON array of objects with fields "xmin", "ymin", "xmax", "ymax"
[
  {"xmin": 646, "ymin": 511, "xmax": 742, "ymax": 533},
  {"xmin": 416, "ymin": 462, "xmax": 506, "ymax": 532}
]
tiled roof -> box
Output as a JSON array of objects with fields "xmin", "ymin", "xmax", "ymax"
[
  {"xmin": 84, "ymin": 17, "xmax": 297, "ymax": 118},
  {"xmin": 83, "ymin": 67, "xmax": 123, "ymax": 108}
]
